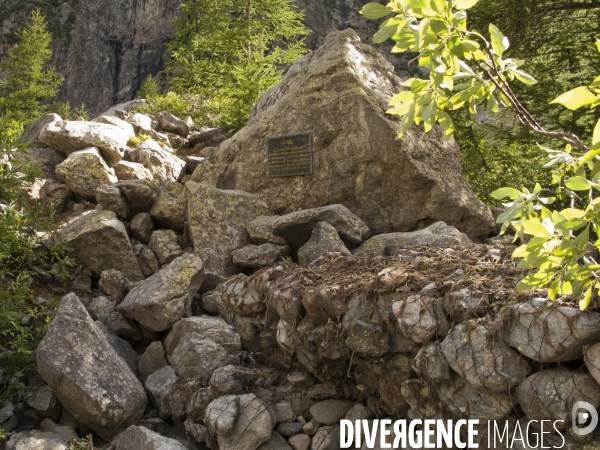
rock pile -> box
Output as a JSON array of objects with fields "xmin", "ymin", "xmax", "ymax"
[{"xmin": 5, "ymin": 29, "xmax": 600, "ymax": 450}]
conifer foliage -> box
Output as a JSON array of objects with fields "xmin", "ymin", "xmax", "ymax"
[
  {"xmin": 164, "ymin": 0, "xmax": 309, "ymax": 129},
  {"xmin": 0, "ymin": 9, "xmax": 62, "ymax": 141}
]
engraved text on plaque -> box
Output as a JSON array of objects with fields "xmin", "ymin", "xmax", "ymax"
[{"xmin": 267, "ymin": 133, "xmax": 312, "ymax": 178}]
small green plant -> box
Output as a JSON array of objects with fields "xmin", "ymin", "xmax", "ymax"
[
  {"xmin": 49, "ymin": 101, "xmax": 90, "ymax": 121},
  {"xmin": 127, "ymin": 135, "xmax": 142, "ymax": 148},
  {"xmin": 68, "ymin": 435, "xmax": 94, "ymax": 450},
  {"xmin": 361, "ymin": 0, "xmax": 600, "ymax": 309}
]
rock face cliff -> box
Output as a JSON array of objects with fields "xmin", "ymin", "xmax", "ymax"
[{"xmin": 0, "ymin": 0, "xmax": 417, "ymax": 116}]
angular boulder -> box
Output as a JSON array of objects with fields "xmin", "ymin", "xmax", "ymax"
[
  {"xmin": 118, "ymin": 253, "xmax": 205, "ymax": 332},
  {"xmin": 116, "ymin": 179, "xmax": 157, "ymax": 215},
  {"xmin": 150, "ymin": 181, "xmax": 186, "ymax": 231},
  {"xmin": 131, "ymin": 140, "xmax": 186, "ymax": 181},
  {"xmin": 95, "ymin": 184, "xmax": 129, "ymax": 218},
  {"xmin": 192, "ymin": 29, "xmax": 494, "ymax": 241},
  {"xmin": 52, "ymin": 210, "xmax": 143, "ymax": 280},
  {"xmin": 185, "ymin": 181, "xmax": 270, "ymax": 288},
  {"xmin": 501, "ymin": 298, "xmax": 600, "ymax": 362},
  {"xmin": 95, "ymin": 115, "xmax": 135, "ymax": 137},
  {"xmin": 36, "ymin": 293, "xmax": 146, "ymax": 441},
  {"xmin": 149, "ymin": 229, "xmax": 182, "ymax": 266},
  {"xmin": 297, "ymin": 221, "xmax": 350, "ymax": 264},
  {"xmin": 23, "ymin": 147, "xmax": 66, "ymax": 181},
  {"xmin": 55, "ymin": 148, "xmax": 118, "ymax": 200},
  {"xmin": 246, "ymin": 204, "xmax": 369, "ymax": 248},
  {"xmin": 156, "ymin": 111, "xmax": 190, "ymax": 137},
  {"xmin": 114, "ymin": 161, "xmax": 154, "ymax": 181},
  {"xmin": 39, "ymin": 120, "xmax": 132, "ymax": 167},
  {"xmin": 6, "ymin": 430, "xmax": 69, "ymax": 450},
  {"xmin": 354, "ymin": 221, "xmax": 473, "ymax": 256}
]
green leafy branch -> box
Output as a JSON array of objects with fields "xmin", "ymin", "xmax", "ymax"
[{"xmin": 361, "ymin": 0, "xmax": 600, "ymax": 309}]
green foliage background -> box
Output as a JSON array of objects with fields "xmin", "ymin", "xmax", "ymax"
[{"xmin": 457, "ymin": 0, "xmax": 600, "ymax": 204}]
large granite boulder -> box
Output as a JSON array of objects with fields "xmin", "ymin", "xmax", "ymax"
[
  {"xmin": 36, "ymin": 294, "xmax": 146, "ymax": 441},
  {"xmin": 118, "ymin": 253, "xmax": 205, "ymax": 332},
  {"xmin": 192, "ymin": 29, "xmax": 494, "ymax": 241},
  {"xmin": 55, "ymin": 147, "xmax": 118, "ymax": 200},
  {"xmin": 185, "ymin": 181, "xmax": 270, "ymax": 289},
  {"xmin": 111, "ymin": 425, "xmax": 188, "ymax": 450},
  {"xmin": 39, "ymin": 120, "xmax": 132, "ymax": 167},
  {"xmin": 52, "ymin": 210, "xmax": 144, "ymax": 280},
  {"xmin": 150, "ymin": 181, "xmax": 186, "ymax": 231}
]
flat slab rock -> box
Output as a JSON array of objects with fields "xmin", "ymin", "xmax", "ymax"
[
  {"xmin": 309, "ymin": 399, "xmax": 353, "ymax": 425},
  {"xmin": 193, "ymin": 29, "xmax": 494, "ymax": 241}
]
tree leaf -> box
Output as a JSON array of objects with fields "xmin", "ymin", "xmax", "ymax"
[
  {"xmin": 360, "ymin": 3, "xmax": 394, "ymax": 19},
  {"xmin": 551, "ymin": 86, "xmax": 598, "ymax": 110},
  {"xmin": 512, "ymin": 70, "xmax": 537, "ymax": 85},
  {"xmin": 489, "ymin": 24, "xmax": 508, "ymax": 57},
  {"xmin": 373, "ymin": 25, "xmax": 398, "ymax": 44},
  {"xmin": 490, "ymin": 187, "xmax": 522, "ymax": 200},
  {"xmin": 594, "ymin": 119, "xmax": 600, "ymax": 149},
  {"xmin": 453, "ymin": 0, "xmax": 480, "ymax": 9},
  {"xmin": 565, "ymin": 176, "xmax": 592, "ymax": 191},
  {"xmin": 580, "ymin": 286, "xmax": 593, "ymax": 311},
  {"xmin": 522, "ymin": 219, "xmax": 552, "ymax": 237}
]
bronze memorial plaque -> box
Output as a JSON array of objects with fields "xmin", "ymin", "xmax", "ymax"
[{"xmin": 267, "ymin": 133, "xmax": 312, "ymax": 178}]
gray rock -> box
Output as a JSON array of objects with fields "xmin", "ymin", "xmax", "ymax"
[
  {"xmin": 135, "ymin": 245, "xmax": 161, "ymax": 277},
  {"xmin": 309, "ymin": 400, "xmax": 353, "ymax": 425},
  {"xmin": 39, "ymin": 120, "xmax": 132, "ymax": 166},
  {"xmin": 99, "ymin": 312, "xmax": 141, "ymax": 340},
  {"xmin": 193, "ymin": 30, "xmax": 493, "ymax": 241},
  {"xmin": 288, "ymin": 434, "xmax": 311, "ymax": 450},
  {"xmin": 311, "ymin": 425, "xmax": 340, "ymax": 450},
  {"xmin": 55, "ymin": 147, "xmax": 118, "ymax": 200},
  {"xmin": 200, "ymin": 289, "xmax": 222, "ymax": 315},
  {"xmin": 127, "ymin": 113, "xmax": 153, "ymax": 133},
  {"xmin": 205, "ymin": 395, "xmax": 239, "ymax": 436},
  {"xmin": 145, "ymin": 366, "xmax": 178, "ymax": 419},
  {"xmin": 232, "ymin": 243, "xmax": 290, "ymax": 268},
  {"xmin": 276, "ymin": 422, "xmax": 304, "ymax": 437},
  {"xmin": 413, "ymin": 342, "xmax": 451, "ymax": 383},
  {"xmin": 502, "ymin": 298, "xmax": 600, "ymax": 362},
  {"xmin": 306, "ymin": 384, "xmax": 337, "ymax": 400},
  {"xmin": 95, "ymin": 321, "xmax": 138, "ymax": 375},
  {"xmin": 257, "ymin": 431, "xmax": 292, "ymax": 450},
  {"xmin": 132, "ymin": 140, "xmax": 186, "ymax": 181},
  {"xmin": 22, "ymin": 147, "xmax": 65, "ymax": 181},
  {"xmin": 118, "ymin": 253, "xmax": 205, "ymax": 332},
  {"xmin": 344, "ymin": 320, "xmax": 389, "ymax": 357},
  {"xmin": 298, "ymin": 221, "xmax": 350, "ymax": 264},
  {"xmin": 156, "ymin": 111, "xmax": 190, "ymax": 137},
  {"xmin": 344, "ymin": 404, "xmax": 372, "ymax": 422},
  {"xmin": 273, "ymin": 401, "xmax": 296, "ymax": 424},
  {"xmin": 0, "ymin": 401, "xmax": 15, "ymax": 422},
  {"xmin": 186, "ymin": 127, "xmax": 232, "ymax": 151},
  {"xmin": 21, "ymin": 179, "xmax": 72, "ymax": 214},
  {"xmin": 149, "ymin": 229, "xmax": 183, "ymax": 265},
  {"xmin": 36, "ymin": 293, "xmax": 146, "ymax": 440},
  {"xmin": 221, "ymin": 273, "xmax": 266, "ymax": 316},
  {"xmin": 111, "ymin": 425, "xmax": 188, "ymax": 450},
  {"xmin": 437, "ymin": 377, "xmax": 514, "ymax": 420},
  {"xmin": 52, "ymin": 210, "xmax": 144, "ymax": 280},
  {"xmin": 95, "ymin": 115, "xmax": 135, "ymax": 137},
  {"xmin": 115, "ymin": 180, "xmax": 157, "ymax": 215},
  {"xmin": 98, "ymin": 269, "xmax": 128, "ymax": 300},
  {"xmin": 88, "ymin": 296, "xmax": 116, "ymax": 320},
  {"xmin": 185, "ymin": 181, "xmax": 270, "ymax": 289},
  {"xmin": 213, "ymin": 394, "xmax": 276, "ymax": 450},
  {"xmin": 39, "ymin": 418, "xmax": 79, "ymax": 443},
  {"xmin": 518, "ymin": 369, "xmax": 600, "ymax": 429},
  {"xmin": 150, "ymin": 182, "xmax": 186, "ymax": 231},
  {"xmin": 130, "ymin": 213, "xmax": 154, "ymax": 244},
  {"xmin": 164, "ymin": 316, "xmax": 241, "ymax": 380},
  {"xmin": 24, "ymin": 385, "xmax": 62, "ymax": 421},
  {"xmin": 184, "ymin": 156, "xmax": 205, "ymax": 174},
  {"xmin": 441, "ymin": 323, "xmax": 531, "ymax": 394},
  {"xmin": 6, "ymin": 430, "xmax": 68, "ymax": 450},
  {"xmin": 139, "ymin": 341, "xmax": 168, "ymax": 384},
  {"xmin": 95, "ymin": 184, "xmax": 129, "ymax": 218},
  {"xmin": 246, "ymin": 205, "xmax": 369, "ymax": 248},
  {"xmin": 114, "ymin": 160, "xmax": 154, "ymax": 181},
  {"xmin": 355, "ymin": 221, "xmax": 473, "ymax": 256}
]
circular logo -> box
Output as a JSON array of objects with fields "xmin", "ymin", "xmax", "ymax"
[{"xmin": 572, "ymin": 401, "xmax": 598, "ymax": 436}]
